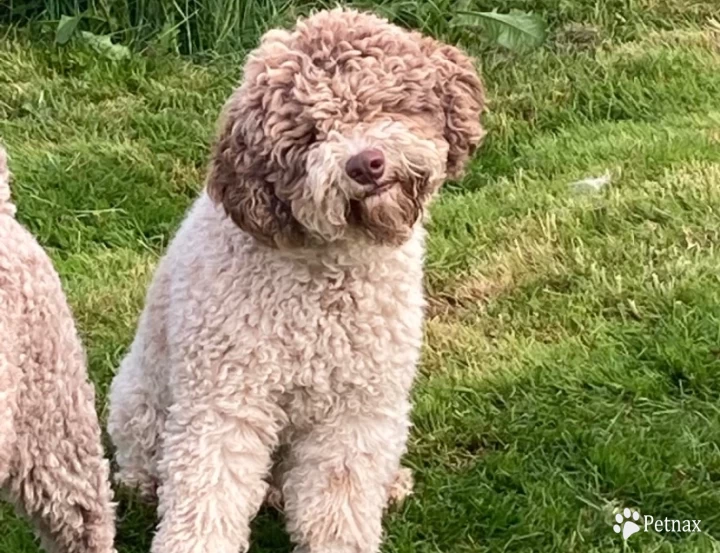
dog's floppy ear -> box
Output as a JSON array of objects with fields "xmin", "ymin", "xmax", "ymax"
[
  {"xmin": 425, "ymin": 39, "xmax": 486, "ymax": 179},
  {"xmin": 206, "ymin": 94, "xmax": 302, "ymax": 248}
]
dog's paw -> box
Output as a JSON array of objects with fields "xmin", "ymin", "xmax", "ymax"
[
  {"xmin": 387, "ymin": 467, "xmax": 414, "ymax": 505},
  {"xmin": 265, "ymin": 483, "xmax": 284, "ymax": 511},
  {"xmin": 113, "ymin": 470, "xmax": 158, "ymax": 502}
]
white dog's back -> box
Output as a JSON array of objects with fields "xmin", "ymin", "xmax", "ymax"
[{"xmin": 0, "ymin": 144, "xmax": 116, "ymax": 553}]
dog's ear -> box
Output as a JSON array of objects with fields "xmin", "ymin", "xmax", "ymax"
[
  {"xmin": 206, "ymin": 96, "xmax": 302, "ymax": 248},
  {"xmin": 425, "ymin": 40, "xmax": 486, "ymax": 179}
]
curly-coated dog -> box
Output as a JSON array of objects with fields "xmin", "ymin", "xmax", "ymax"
[
  {"xmin": 108, "ymin": 8, "xmax": 484, "ymax": 553},
  {"xmin": 0, "ymin": 146, "xmax": 116, "ymax": 553}
]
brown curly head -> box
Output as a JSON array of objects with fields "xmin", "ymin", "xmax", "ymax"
[{"xmin": 206, "ymin": 8, "xmax": 485, "ymax": 248}]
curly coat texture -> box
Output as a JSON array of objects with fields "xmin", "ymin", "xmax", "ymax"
[
  {"xmin": 108, "ymin": 8, "xmax": 484, "ymax": 553},
  {"xmin": 0, "ymin": 146, "xmax": 116, "ymax": 553}
]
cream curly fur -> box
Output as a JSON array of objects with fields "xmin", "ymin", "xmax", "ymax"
[
  {"xmin": 0, "ymin": 145, "xmax": 116, "ymax": 553},
  {"xmin": 108, "ymin": 8, "xmax": 484, "ymax": 553}
]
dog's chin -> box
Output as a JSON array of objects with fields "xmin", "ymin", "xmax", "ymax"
[{"xmin": 347, "ymin": 183, "xmax": 422, "ymax": 246}]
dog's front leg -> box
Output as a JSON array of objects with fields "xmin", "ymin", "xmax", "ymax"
[
  {"xmin": 151, "ymin": 397, "xmax": 280, "ymax": 553},
  {"xmin": 283, "ymin": 407, "xmax": 410, "ymax": 553}
]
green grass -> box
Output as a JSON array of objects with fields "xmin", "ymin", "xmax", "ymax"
[
  {"xmin": 2, "ymin": 1, "xmax": 720, "ymax": 551},
  {"xmin": 5, "ymin": 0, "xmax": 718, "ymax": 54}
]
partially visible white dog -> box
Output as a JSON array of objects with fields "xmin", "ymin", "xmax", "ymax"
[
  {"xmin": 1, "ymin": 145, "xmax": 116, "ymax": 553},
  {"xmin": 108, "ymin": 8, "xmax": 484, "ymax": 553}
]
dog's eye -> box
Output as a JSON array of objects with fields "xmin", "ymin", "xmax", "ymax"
[{"xmin": 306, "ymin": 127, "xmax": 325, "ymax": 145}]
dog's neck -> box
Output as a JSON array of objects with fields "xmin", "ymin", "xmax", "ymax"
[{"xmin": 277, "ymin": 226, "xmax": 426, "ymax": 268}]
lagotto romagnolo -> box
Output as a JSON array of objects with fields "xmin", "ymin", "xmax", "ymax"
[
  {"xmin": 108, "ymin": 8, "xmax": 485, "ymax": 553},
  {"xmin": 0, "ymin": 146, "xmax": 116, "ymax": 553}
]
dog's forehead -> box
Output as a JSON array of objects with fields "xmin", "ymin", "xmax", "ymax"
[
  {"xmin": 242, "ymin": 10, "xmax": 445, "ymax": 131},
  {"xmin": 293, "ymin": 12, "xmax": 422, "ymax": 62}
]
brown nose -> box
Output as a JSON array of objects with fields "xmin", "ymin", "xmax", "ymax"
[{"xmin": 345, "ymin": 149, "xmax": 385, "ymax": 185}]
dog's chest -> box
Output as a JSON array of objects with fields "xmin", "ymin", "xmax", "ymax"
[
  {"xmin": 252, "ymin": 261, "xmax": 425, "ymax": 425},
  {"xmin": 169, "ymin": 211, "xmax": 427, "ymax": 419},
  {"xmin": 259, "ymin": 260, "xmax": 424, "ymax": 390}
]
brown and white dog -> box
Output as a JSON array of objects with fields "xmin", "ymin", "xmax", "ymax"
[{"xmin": 108, "ymin": 8, "xmax": 484, "ymax": 553}]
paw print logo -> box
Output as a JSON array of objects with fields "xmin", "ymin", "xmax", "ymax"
[{"xmin": 614, "ymin": 508, "xmax": 641, "ymax": 540}]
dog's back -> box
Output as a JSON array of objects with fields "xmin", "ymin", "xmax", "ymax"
[
  {"xmin": 0, "ymin": 145, "xmax": 116, "ymax": 553},
  {"xmin": 0, "ymin": 148, "xmax": 88, "ymax": 388},
  {"xmin": 0, "ymin": 145, "xmax": 19, "ymax": 485}
]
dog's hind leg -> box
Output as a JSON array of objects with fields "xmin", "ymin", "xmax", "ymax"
[
  {"xmin": 9, "ymin": 379, "xmax": 116, "ymax": 553},
  {"xmin": 108, "ymin": 265, "xmax": 173, "ymax": 499},
  {"xmin": 107, "ymin": 344, "xmax": 167, "ymax": 499},
  {"xmin": 386, "ymin": 466, "xmax": 414, "ymax": 505}
]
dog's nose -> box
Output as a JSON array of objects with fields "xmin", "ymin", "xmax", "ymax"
[{"xmin": 345, "ymin": 149, "xmax": 385, "ymax": 185}]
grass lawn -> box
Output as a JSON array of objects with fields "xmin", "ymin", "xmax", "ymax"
[{"xmin": 2, "ymin": 1, "xmax": 720, "ymax": 551}]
